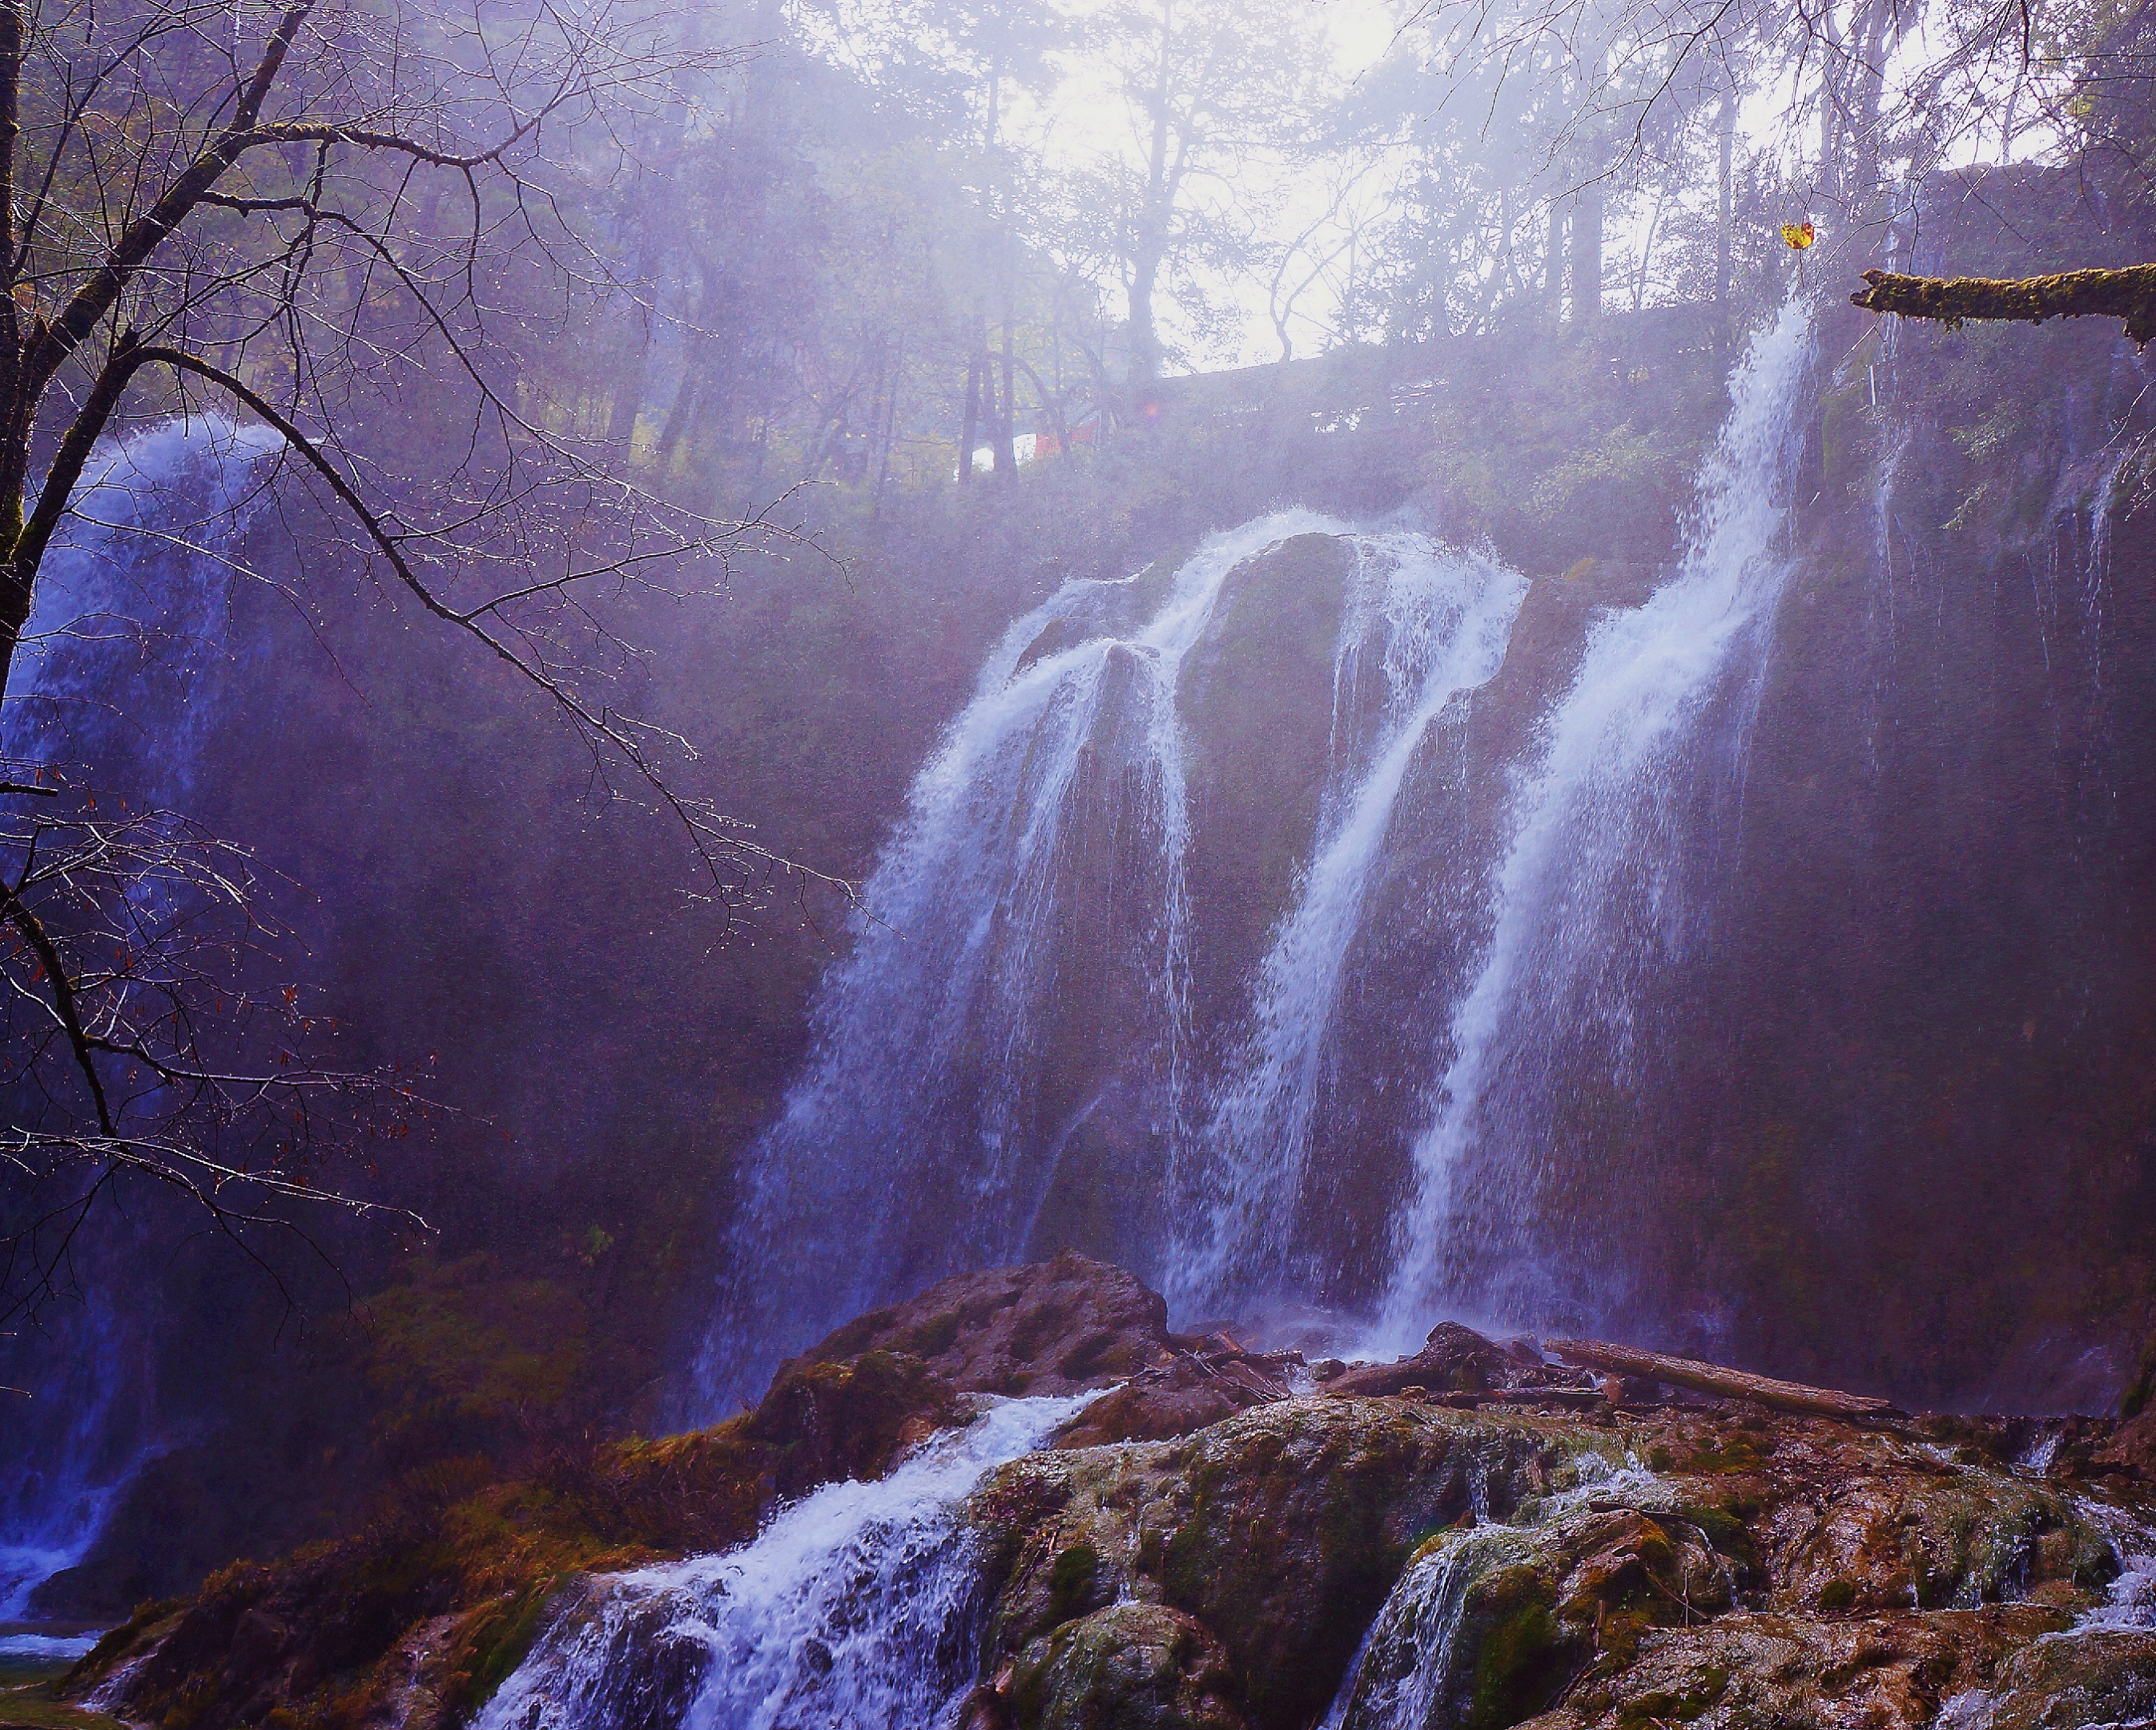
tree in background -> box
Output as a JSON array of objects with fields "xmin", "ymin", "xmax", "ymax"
[{"xmin": 1086, "ymin": 0, "xmax": 1328, "ymax": 380}]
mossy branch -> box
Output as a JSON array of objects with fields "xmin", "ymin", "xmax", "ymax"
[{"xmin": 1850, "ymin": 264, "xmax": 2156, "ymax": 346}]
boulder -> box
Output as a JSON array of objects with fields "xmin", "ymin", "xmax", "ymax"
[
  {"xmin": 790, "ymin": 1251, "xmax": 1179, "ymax": 1397},
  {"xmin": 1323, "ymin": 1321, "xmax": 1531, "ymax": 1400},
  {"xmin": 1522, "ymin": 1603, "xmax": 2083, "ymax": 1730},
  {"xmin": 2092, "ymin": 1408, "xmax": 2156, "ymax": 1480},
  {"xmin": 971, "ymin": 1398, "xmax": 1570, "ymax": 1730},
  {"xmin": 1940, "ymin": 1626, "xmax": 2156, "ymax": 1728},
  {"xmin": 967, "ymin": 1603, "xmax": 1249, "ymax": 1730},
  {"xmin": 742, "ymin": 1348, "xmax": 964, "ymax": 1495},
  {"xmin": 1052, "ymin": 1348, "xmax": 1295, "ymax": 1447}
]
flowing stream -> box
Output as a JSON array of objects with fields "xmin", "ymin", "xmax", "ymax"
[{"xmin": 476, "ymin": 1394, "xmax": 1090, "ymax": 1730}]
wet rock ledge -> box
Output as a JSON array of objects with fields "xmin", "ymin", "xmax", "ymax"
[{"xmin": 50, "ymin": 1253, "xmax": 2156, "ymax": 1730}]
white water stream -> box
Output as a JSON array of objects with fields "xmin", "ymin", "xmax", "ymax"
[
  {"xmin": 1371, "ymin": 298, "xmax": 1816, "ymax": 1349},
  {"xmin": 1173, "ymin": 536, "xmax": 1528, "ymax": 1306},
  {"xmin": 476, "ymin": 1394, "xmax": 1090, "ymax": 1730}
]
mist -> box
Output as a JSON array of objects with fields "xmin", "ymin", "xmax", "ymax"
[{"xmin": 2, "ymin": 0, "xmax": 2155, "ymax": 1720}]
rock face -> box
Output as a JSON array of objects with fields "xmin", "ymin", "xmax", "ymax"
[{"xmin": 68, "ymin": 1259, "xmax": 2156, "ymax": 1730}]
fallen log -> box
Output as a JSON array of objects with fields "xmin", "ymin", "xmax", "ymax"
[{"xmin": 1544, "ymin": 1338, "xmax": 1904, "ymax": 1421}]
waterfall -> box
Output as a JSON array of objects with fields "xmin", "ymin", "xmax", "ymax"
[
  {"xmin": 0, "ymin": 1297, "xmax": 158, "ymax": 1631},
  {"xmin": 1371, "ymin": 299, "xmax": 1816, "ymax": 1349},
  {"xmin": 476, "ymin": 1393, "xmax": 1090, "ymax": 1730},
  {"xmin": 0, "ymin": 415, "xmax": 284, "ymax": 1630},
  {"xmin": 694, "ymin": 509, "xmax": 1351, "ymax": 1407},
  {"xmin": 1320, "ymin": 1460, "xmax": 1675, "ymax": 1730},
  {"xmin": 1169, "ymin": 537, "xmax": 1527, "ymax": 1310},
  {"xmin": 1319, "ymin": 1523, "xmax": 1549, "ymax": 1730},
  {"xmin": 4, "ymin": 416, "xmax": 284, "ymax": 795}
]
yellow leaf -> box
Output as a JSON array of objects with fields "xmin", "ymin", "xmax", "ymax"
[{"xmin": 1780, "ymin": 220, "xmax": 1816, "ymax": 251}]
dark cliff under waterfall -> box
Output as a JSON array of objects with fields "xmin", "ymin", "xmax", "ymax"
[
  {"xmin": 698, "ymin": 292, "xmax": 2156, "ymax": 1419},
  {"xmin": 7, "ymin": 260, "xmax": 2156, "ymax": 1635}
]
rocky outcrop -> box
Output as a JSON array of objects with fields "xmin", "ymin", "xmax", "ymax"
[
  {"xmin": 793, "ymin": 1251, "xmax": 1182, "ymax": 1398},
  {"xmin": 960, "ymin": 1389, "xmax": 2145, "ymax": 1730},
  {"xmin": 1322, "ymin": 1319, "xmax": 1542, "ymax": 1398},
  {"xmin": 1050, "ymin": 1338, "xmax": 1297, "ymax": 1446},
  {"xmin": 65, "ymin": 1259, "xmax": 2156, "ymax": 1730}
]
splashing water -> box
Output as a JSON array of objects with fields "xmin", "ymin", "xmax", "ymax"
[
  {"xmin": 476, "ymin": 1394, "xmax": 1091, "ymax": 1730},
  {"xmin": 1171, "ymin": 536, "xmax": 1528, "ymax": 1310},
  {"xmin": 695, "ymin": 510, "xmax": 1354, "ymax": 1408},
  {"xmin": 1371, "ymin": 298, "xmax": 1816, "ymax": 1350}
]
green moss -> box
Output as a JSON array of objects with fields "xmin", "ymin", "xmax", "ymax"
[
  {"xmin": 1467, "ymin": 1603, "xmax": 1561, "ymax": 1730},
  {"xmin": 0, "ymin": 1689, "xmax": 135, "ymax": 1730},
  {"xmin": 903, "ymin": 1310, "xmax": 963, "ymax": 1359},
  {"xmin": 1818, "ymin": 1577, "xmax": 1858, "ymax": 1613},
  {"xmin": 1617, "ymin": 1667, "xmax": 1729, "ymax": 1726},
  {"xmin": 2122, "ymin": 1336, "xmax": 2156, "ymax": 1418},
  {"xmin": 1671, "ymin": 1506, "xmax": 1760, "ymax": 1580},
  {"xmin": 453, "ymin": 1579, "xmax": 556, "ymax": 1713},
  {"xmin": 1047, "ymin": 1544, "xmax": 1101, "ymax": 1627},
  {"xmin": 64, "ymin": 1598, "xmax": 184, "ymax": 1691}
]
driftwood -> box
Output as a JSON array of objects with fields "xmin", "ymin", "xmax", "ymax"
[
  {"xmin": 1850, "ymin": 265, "xmax": 2156, "ymax": 347},
  {"xmin": 1545, "ymin": 1338, "xmax": 1904, "ymax": 1421}
]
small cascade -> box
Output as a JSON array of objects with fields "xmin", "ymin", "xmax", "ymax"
[
  {"xmin": 1172, "ymin": 537, "xmax": 1527, "ymax": 1309},
  {"xmin": 476, "ymin": 1394, "xmax": 1090, "ymax": 1730},
  {"xmin": 1321, "ymin": 1460, "xmax": 1675, "ymax": 1730},
  {"xmin": 1373, "ymin": 298, "xmax": 1816, "ymax": 1347},
  {"xmin": 1318, "ymin": 1523, "xmax": 1547, "ymax": 1730},
  {"xmin": 0, "ymin": 1297, "xmax": 159, "ymax": 1625},
  {"xmin": 697, "ymin": 509, "xmax": 1359, "ymax": 1407},
  {"xmin": 2070, "ymin": 1498, "xmax": 2156, "ymax": 1631}
]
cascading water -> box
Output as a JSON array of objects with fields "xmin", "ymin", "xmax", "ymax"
[
  {"xmin": 697, "ymin": 509, "xmax": 1370, "ymax": 1407},
  {"xmin": 1372, "ymin": 298, "xmax": 1816, "ymax": 1349},
  {"xmin": 3, "ymin": 416, "xmax": 283, "ymax": 792},
  {"xmin": 477, "ymin": 1393, "xmax": 1090, "ymax": 1730},
  {"xmin": 0, "ymin": 416, "xmax": 283, "ymax": 1636},
  {"xmin": 692, "ymin": 295, "xmax": 1832, "ymax": 1416},
  {"xmin": 1171, "ymin": 538, "xmax": 1528, "ymax": 1309}
]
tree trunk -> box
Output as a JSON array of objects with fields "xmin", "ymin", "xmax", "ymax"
[
  {"xmin": 872, "ymin": 338, "xmax": 900, "ymax": 516},
  {"xmin": 1851, "ymin": 0, "xmax": 1893, "ymax": 204},
  {"xmin": 994, "ymin": 309, "xmax": 1017, "ymax": 480},
  {"xmin": 607, "ymin": 316, "xmax": 649, "ymax": 453},
  {"xmin": 1545, "ymin": 201, "xmax": 1567, "ymax": 318},
  {"xmin": 1545, "ymin": 1338, "xmax": 1903, "ymax": 1419},
  {"xmin": 655, "ymin": 358, "xmax": 702, "ymax": 474},
  {"xmin": 1571, "ymin": 184, "xmax": 1603, "ymax": 320},
  {"xmin": 1716, "ymin": 87, "xmax": 1736, "ymax": 315},
  {"xmin": 1851, "ymin": 264, "xmax": 2156, "ymax": 346},
  {"xmin": 959, "ymin": 334, "xmax": 982, "ymax": 485},
  {"xmin": 1128, "ymin": 240, "xmax": 1164, "ymax": 381}
]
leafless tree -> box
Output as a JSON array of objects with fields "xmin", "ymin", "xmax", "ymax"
[{"xmin": 0, "ymin": 0, "xmax": 841, "ymax": 1322}]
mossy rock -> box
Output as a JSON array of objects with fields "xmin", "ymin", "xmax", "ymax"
[
  {"xmin": 1010, "ymin": 1603, "xmax": 1248, "ymax": 1730},
  {"xmin": 1156, "ymin": 1403, "xmax": 1554, "ymax": 1728}
]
